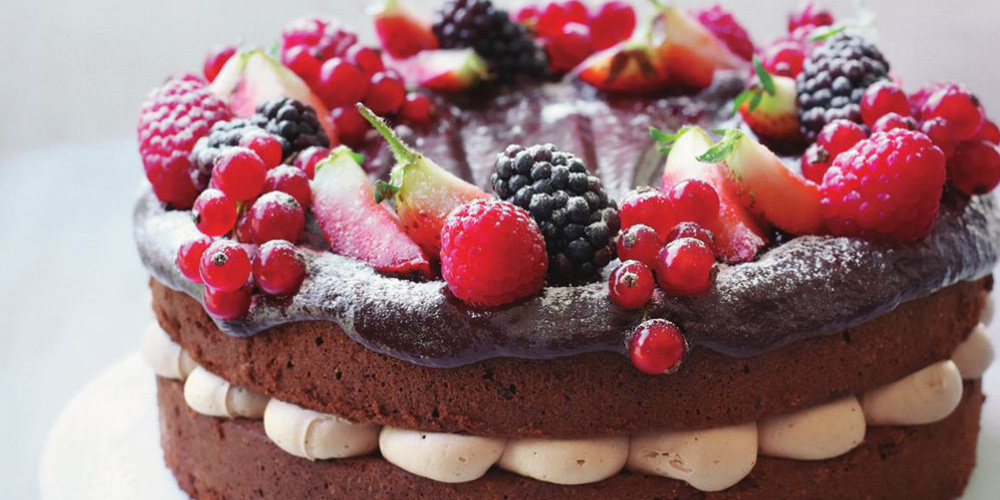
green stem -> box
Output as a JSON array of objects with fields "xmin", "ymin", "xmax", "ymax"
[{"xmin": 356, "ymin": 104, "xmax": 418, "ymax": 164}]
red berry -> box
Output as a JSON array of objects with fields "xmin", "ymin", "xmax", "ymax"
[
  {"xmin": 238, "ymin": 131, "xmax": 283, "ymax": 169},
  {"xmin": 400, "ymin": 93, "xmax": 435, "ymax": 126},
  {"xmin": 212, "ymin": 147, "xmax": 267, "ymax": 201},
  {"xmin": 908, "ymin": 82, "xmax": 948, "ymax": 119},
  {"xmin": 203, "ymin": 45, "xmax": 236, "ymax": 83},
  {"xmin": 619, "ymin": 187, "xmax": 675, "ymax": 241},
  {"xmin": 629, "ymin": 319, "xmax": 687, "ymax": 376},
  {"xmin": 608, "ymin": 260, "xmax": 655, "ymax": 310},
  {"xmin": 253, "ymin": 240, "xmax": 307, "ymax": 296},
  {"xmin": 282, "ymin": 45, "xmax": 323, "ymax": 83},
  {"xmin": 331, "ymin": 106, "xmax": 370, "ymax": 147},
  {"xmin": 293, "ymin": 146, "xmax": 331, "ymax": 179},
  {"xmin": 516, "ymin": 6, "xmax": 541, "ymax": 23},
  {"xmin": 616, "ymin": 224, "xmax": 662, "ymax": 268},
  {"xmin": 264, "ymin": 165, "xmax": 312, "ymax": 209},
  {"xmin": 693, "ymin": 5, "xmax": 754, "ymax": 61},
  {"xmin": 192, "ymin": 188, "xmax": 238, "ymax": 237},
  {"xmin": 203, "ymin": 285, "xmax": 252, "ymax": 320},
  {"xmin": 248, "ymin": 192, "xmax": 306, "ymax": 244},
  {"xmin": 666, "ymin": 179, "xmax": 720, "ymax": 227},
  {"xmin": 537, "ymin": 1, "xmax": 589, "ymax": 38},
  {"xmin": 801, "ymin": 143, "xmax": 832, "ymax": 184},
  {"xmin": 921, "ymin": 84, "xmax": 986, "ymax": 141},
  {"xmin": 655, "ymin": 238, "xmax": 716, "ymax": 296},
  {"xmin": 281, "ymin": 16, "xmax": 358, "ymax": 60},
  {"xmin": 347, "ymin": 45, "xmax": 385, "ymax": 78},
  {"xmin": 665, "ymin": 222, "xmax": 716, "ymax": 255},
  {"xmin": 817, "ymin": 119, "xmax": 868, "ymax": 159},
  {"xmin": 545, "ymin": 22, "xmax": 594, "ymax": 72},
  {"xmin": 364, "ymin": 71, "xmax": 407, "ymax": 115},
  {"xmin": 440, "ymin": 199, "xmax": 548, "ymax": 307},
  {"xmin": 199, "ymin": 239, "xmax": 252, "ymax": 292},
  {"xmin": 317, "ymin": 58, "xmax": 368, "ymax": 109},
  {"xmin": 788, "ymin": 2, "xmax": 834, "ymax": 33},
  {"xmin": 820, "ymin": 129, "xmax": 947, "ymax": 241},
  {"xmin": 919, "ymin": 117, "xmax": 957, "ymax": 159},
  {"xmin": 234, "ymin": 212, "xmax": 254, "ymax": 243},
  {"xmin": 590, "ymin": 1, "xmax": 637, "ymax": 51},
  {"xmin": 760, "ymin": 41, "xmax": 806, "ymax": 78},
  {"xmin": 860, "ymin": 81, "xmax": 911, "ymax": 127},
  {"xmin": 975, "ymin": 120, "xmax": 1000, "ymax": 145},
  {"xmin": 871, "ymin": 113, "xmax": 917, "ymax": 134},
  {"xmin": 176, "ymin": 236, "xmax": 212, "ymax": 284},
  {"xmin": 948, "ymin": 140, "xmax": 1000, "ymax": 195}
]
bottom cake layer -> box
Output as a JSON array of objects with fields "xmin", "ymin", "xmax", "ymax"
[{"xmin": 158, "ymin": 377, "xmax": 984, "ymax": 500}]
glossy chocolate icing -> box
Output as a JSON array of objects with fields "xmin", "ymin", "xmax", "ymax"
[{"xmin": 134, "ymin": 77, "xmax": 1000, "ymax": 368}]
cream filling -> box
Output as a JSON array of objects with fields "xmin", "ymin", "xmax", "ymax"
[{"xmin": 142, "ymin": 320, "xmax": 993, "ymax": 491}]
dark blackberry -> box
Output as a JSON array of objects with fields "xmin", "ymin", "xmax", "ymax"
[
  {"xmin": 796, "ymin": 32, "xmax": 890, "ymax": 141},
  {"xmin": 492, "ymin": 144, "xmax": 620, "ymax": 281},
  {"xmin": 433, "ymin": 0, "xmax": 548, "ymax": 83},
  {"xmin": 250, "ymin": 98, "xmax": 330, "ymax": 157},
  {"xmin": 189, "ymin": 119, "xmax": 262, "ymax": 188}
]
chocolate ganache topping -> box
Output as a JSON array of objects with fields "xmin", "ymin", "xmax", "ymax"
[{"xmin": 135, "ymin": 78, "xmax": 1000, "ymax": 368}]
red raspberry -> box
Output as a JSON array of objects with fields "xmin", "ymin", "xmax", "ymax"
[
  {"xmin": 203, "ymin": 285, "xmax": 252, "ymax": 320},
  {"xmin": 820, "ymin": 129, "xmax": 947, "ymax": 241},
  {"xmin": 238, "ymin": 131, "xmax": 283, "ymax": 170},
  {"xmin": 264, "ymin": 166, "xmax": 312, "ymax": 209},
  {"xmin": 176, "ymin": 236, "xmax": 212, "ymax": 284},
  {"xmin": 364, "ymin": 71, "xmax": 407, "ymax": 115},
  {"xmin": 948, "ymin": 140, "xmax": 1000, "ymax": 195},
  {"xmin": 137, "ymin": 76, "xmax": 232, "ymax": 208},
  {"xmin": 203, "ymin": 45, "xmax": 236, "ymax": 83},
  {"xmin": 666, "ymin": 179, "xmax": 720, "ymax": 227},
  {"xmin": 440, "ymin": 199, "xmax": 548, "ymax": 307},
  {"xmin": 871, "ymin": 113, "xmax": 917, "ymax": 134},
  {"xmin": 248, "ymin": 192, "xmax": 306, "ymax": 244},
  {"xmin": 919, "ymin": 118, "xmax": 957, "ymax": 159},
  {"xmin": 537, "ymin": 1, "xmax": 589, "ymax": 39},
  {"xmin": 317, "ymin": 58, "xmax": 368, "ymax": 109},
  {"xmin": 253, "ymin": 240, "xmax": 307, "ymax": 297},
  {"xmin": 608, "ymin": 260, "xmax": 655, "ymax": 310},
  {"xmin": 860, "ymin": 81, "xmax": 910, "ymax": 127},
  {"xmin": 693, "ymin": 5, "xmax": 754, "ymax": 61},
  {"xmin": 787, "ymin": 2, "xmax": 834, "ymax": 33},
  {"xmin": 293, "ymin": 146, "xmax": 331, "ymax": 179},
  {"xmin": 589, "ymin": 1, "xmax": 636, "ymax": 51},
  {"xmin": 281, "ymin": 17, "xmax": 358, "ymax": 61},
  {"xmin": 975, "ymin": 120, "xmax": 1000, "ymax": 145},
  {"xmin": 331, "ymin": 106, "xmax": 370, "ymax": 147},
  {"xmin": 665, "ymin": 222, "xmax": 716, "ymax": 255},
  {"xmin": 760, "ymin": 40, "xmax": 806, "ymax": 78},
  {"xmin": 800, "ymin": 142, "xmax": 831, "ymax": 184},
  {"xmin": 192, "ymin": 188, "xmax": 238, "ymax": 237},
  {"xmin": 199, "ymin": 239, "xmax": 253, "ymax": 292},
  {"xmin": 817, "ymin": 120, "xmax": 867, "ymax": 159},
  {"xmin": 400, "ymin": 93, "xmax": 435, "ymax": 126},
  {"xmin": 545, "ymin": 22, "xmax": 594, "ymax": 73},
  {"xmin": 619, "ymin": 187, "xmax": 675, "ymax": 241},
  {"xmin": 655, "ymin": 237, "xmax": 716, "ymax": 296},
  {"xmin": 629, "ymin": 319, "xmax": 687, "ymax": 376},
  {"xmin": 616, "ymin": 224, "xmax": 662, "ymax": 268},
  {"xmin": 211, "ymin": 147, "xmax": 267, "ymax": 202},
  {"xmin": 920, "ymin": 84, "xmax": 986, "ymax": 141}
]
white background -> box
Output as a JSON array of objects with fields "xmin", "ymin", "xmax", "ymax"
[{"xmin": 1, "ymin": 1, "xmax": 999, "ymax": 499}]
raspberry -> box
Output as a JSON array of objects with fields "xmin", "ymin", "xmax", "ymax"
[
  {"xmin": 440, "ymin": 199, "xmax": 548, "ymax": 307},
  {"xmin": 281, "ymin": 17, "xmax": 358, "ymax": 62},
  {"xmin": 264, "ymin": 166, "xmax": 312, "ymax": 209},
  {"xmin": 248, "ymin": 192, "xmax": 306, "ymax": 244},
  {"xmin": 211, "ymin": 147, "xmax": 267, "ymax": 202},
  {"xmin": 137, "ymin": 76, "xmax": 232, "ymax": 208},
  {"xmin": 665, "ymin": 222, "xmax": 716, "ymax": 255},
  {"xmin": 253, "ymin": 240, "xmax": 306, "ymax": 297},
  {"xmin": 948, "ymin": 140, "xmax": 1000, "ymax": 195},
  {"xmin": 860, "ymin": 81, "xmax": 910, "ymax": 127},
  {"xmin": 800, "ymin": 142, "xmax": 831, "ymax": 184},
  {"xmin": 787, "ymin": 2, "xmax": 834, "ymax": 33},
  {"xmin": 589, "ymin": 1, "xmax": 636, "ymax": 51},
  {"xmin": 871, "ymin": 113, "xmax": 917, "ymax": 134},
  {"xmin": 693, "ymin": 5, "xmax": 755, "ymax": 61},
  {"xmin": 920, "ymin": 84, "xmax": 986, "ymax": 141},
  {"xmin": 491, "ymin": 144, "xmax": 620, "ymax": 280},
  {"xmin": 192, "ymin": 188, "xmax": 238, "ymax": 237},
  {"xmin": 176, "ymin": 236, "xmax": 212, "ymax": 284},
  {"xmin": 796, "ymin": 33, "xmax": 891, "ymax": 141},
  {"xmin": 655, "ymin": 237, "xmax": 716, "ymax": 296},
  {"xmin": 920, "ymin": 118, "xmax": 957, "ymax": 159},
  {"xmin": 400, "ymin": 93, "xmax": 435, "ymax": 126},
  {"xmin": 629, "ymin": 319, "xmax": 687, "ymax": 376},
  {"xmin": 616, "ymin": 224, "xmax": 661, "ymax": 268},
  {"xmin": 293, "ymin": 146, "xmax": 331, "ymax": 179},
  {"xmin": 203, "ymin": 285, "xmax": 252, "ymax": 320},
  {"xmin": 199, "ymin": 239, "xmax": 253, "ymax": 292},
  {"xmin": 665, "ymin": 179, "xmax": 720, "ymax": 227},
  {"xmin": 203, "ymin": 45, "xmax": 236, "ymax": 83},
  {"xmin": 820, "ymin": 129, "xmax": 947, "ymax": 241},
  {"xmin": 433, "ymin": 0, "xmax": 548, "ymax": 82},
  {"xmin": 619, "ymin": 187, "xmax": 674, "ymax": 241},
  {"xmin": 608, "ymin": 260, "xmax": 655, "ymax": 310},
  {"xmin": 364, "ymin": 71, "xmax": 407, "ymax": 115},
  {"xmin": 761, "ymin": 40, "xmax": 806, "ymax": 78},
  {"xmin": 316, "ymin": 58, "xmax": 368, "ymax": 109}
]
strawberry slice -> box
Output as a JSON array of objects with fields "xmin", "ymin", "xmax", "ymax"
[
  {"xmin": 657, "ymin": 126, "xmax": 769, "ymax": 264},
  {"xmin": 649, "ymin": 2, "xmax": 747, "ymax": 90},
  {"xmin": 387, "ymin": 49, "xmax": 489, "ymax": 92},
  {"xmin": 573, "ymin": 38, "xmax": 671, "ymax": 94},
  {"xmin": 700, "ymin": 129, "xmax": 824, "ymax": 235},
  {"xmin": 372, "ymin": 0, "xmax": 439, "ymax": 59},
  {"xmin": 311, "ymin": 146, "xmax": 431, "ymax": 277},
  {"xmin": 736, "ymin": 60, "xmax": 804, "ymax": 148},
  {"xmin": 358, "ymin": 105, "xmax": 490, "ymax": 257}
]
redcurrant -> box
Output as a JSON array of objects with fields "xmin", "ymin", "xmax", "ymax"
[
  {"xmin": 860, "ymin": 81, "xmax": 910, "ymax": 127},
  {"xmin": 615, "ymin": 224, "xmax": 662, "ymax": 268},
  {"xmin": 667, "ymin": 179, "xmax": 720, "ymax": 227},
  {"xmin": 264, "ymin": 165, "xmax": 312, "ymax": 209},
  {"xmin": 238, "ymin": 131, "xmax": 283, "ymax": 170},
  {"xmin": 608, "ymin": 260, "xmax": 655, "ymax": 310},
  {"xmin": 203, "ymin": 45, "xmax": 236, "ymax": 83},
  {"xmin": 203, "ymin": 285, "xmax": 252, "ymax": 320},
  {"xmin": 192, "ymin": 188, "xmax": 238, "ymax": 237},
  {"xmin": 655, "ymin": 237, "xmax": 715, "ymax": 296},
  {"xmin": 176, "ymin": 236, "xmax": 212, "ymax": 284},
  {"xmin": 248, "ymin": 192, "xmax": 306, "ymax": 244},
  {"xmin": 199, "ymin": 239, "xmax": 252, "ymax": 292},
  {"xmin": 619, "ymin": 187, "xmax": 676, "ymax": 241},
  {"xmin": 948, "ymin": 140, "xmax": 1000, "ymax": 195},
  {"xmin": 253, "ymin": 240, "xmax": 307, "ymax": 297},
  {"xmin": 629, "ymin": 319, "xmax": 687, "ymax": 376},
  {"xmin": 921, "ymin": 84, "xmax": 986, "ymax": 141},
  {"xmin": 400, "ymin": 93, "xmax": 434, "ymax": 126},
  {"xmin": 293, "ymin": 146, "xmax": 331, "ymax": 179},
  {"xmin": 212, "ymin": 147, "xmax": 267, "ymax": 202}
]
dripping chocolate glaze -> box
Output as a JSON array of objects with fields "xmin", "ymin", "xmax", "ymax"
[{"xmin": 135, "ymin": 77, "xmax": 1000, "ymax": 368}]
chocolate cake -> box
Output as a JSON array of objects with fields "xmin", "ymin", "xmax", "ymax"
[{"xmin": 134, "ymin": 1, "xmax": 1000, "ymax": 498}]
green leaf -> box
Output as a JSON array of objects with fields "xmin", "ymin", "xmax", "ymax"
[
  {"xmin": 753, "ymin": 57, "xmax": 776, "ymax": 96},
  {"xmin": 749, "ymin": 92, "xmax": 764, "ymax": 113},
  {"xmin": 349, "ymin": 151, "xmax": 365, "ymax": 165},
  {"xmin": 650, "ymin": 126, "xmax": 697, "ymax": 155},
  {"xmin": 374, "ymin": 180, "xmax": 398, "ymax": 204},
  {"xmin": 732, "ymin": 89, "xmax": 753, "ymax": 115},
  {"xmin": 810, "ymin": 25, "xmax": 847, "ymax": 42},
  {"xmin": 697, "ymin": 129, "xmax": 743, "ymax": 164}
]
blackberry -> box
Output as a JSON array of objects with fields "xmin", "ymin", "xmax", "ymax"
[
  {"xmin": 189, "ymin": 119, "xmax": 263, "ymax": 188},
  {"xmin": 796, "ymin": 32, "xmax": 890, "ymax": 141},
  {"xmin": 251, "ymin": 98, "xmax": 330, "ymax": 157},
  {"xmin": 433, "ymin": 0, "xmax": 548, "ymax": 83},
  {"xmin": 492, "ymin": 144, "xmax": 620, "ymax": 281}
]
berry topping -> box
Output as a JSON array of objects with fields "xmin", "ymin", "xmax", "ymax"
[
  {"xmin": 203, "ymin": 45, "xmax": 237, "ymax": 83},
  {"xmin": 373, "ymin": 0, "xmax": 440, "ymax": 59},
  {"xmin": 920, "ymin": 84, "xmax": 986, "ymax": 141},
  {"xmin": 348, "ymin": 45, "xmax": 387, "ymax": 77},
  {"xmin": 281, "ymin": 46, "xmax": 323, "ymax": 83},
  {"xmin": 655, "ymin": 237, "xmax": 716, "ymax": 296},
  {"xmin": 666, "ymin": 222, "xmax": 716, "ymax": 253},
  {"xmin": 400, "ymin": 93, "xmax": 435, "ymax": 126},
  {"xmin": 311, "ymin": 147, "xmax": 431, "ymax": 277},
  {"xmin": 860, "ymin": 80, "xmax": 910, "ymax": 128},
  {"xmin": 331, "ymin": 106, "xmax": 371, "ymax": 147},
  {"xmin": 666, "ymin": 179, "xmax": 721, "ymax": 228},
  {"xmin": 199, "ymin": 239, "xmax": 253, "ymax": 292},
  {"xmin": 948, "ymin": 140, "xmax": 1000, "ymax": 196},
  {"xmin": 736, "ymin": 61, "xmax": 803, "ymax": 146},
  {"xmin": 820, "ymin": 129, "xmax": 947, "ymax": 241},
  {"xmin": 251, "ymin": 98, "xmax": 332, "ymax": 158},
  {"xmin": 492, "ymin": 144, "xmax": 620, "ymax": 281},
  {"xmin": 787, "ymin": 2, "xmax": 834, "ymax": 33},
  {"xmin": 264, "ymin": 165, "xmax": 312, "ymax": 209},
  {"xmin": 176, "ymin": 236, "xmax": 213, "ymax": 284},
  {"xmin": 616, "ymin": 224, "xmax": 662, "ymax": 268},
  {"xmin": 280, "ymin": 17, "xmax": 358, "ymax": 63},
  {"xmin": 590, "ymin": 1, "xmax": 637, "ymax": 51},
  {"xmin": 536, "ymin": 1, "xmax": 589, "ymax": 37},
  {"xmin": 919, "ymin": 117, "xmax": 958, "ymax": 159},
  {"xmin": 545, "ymin": 22, "xmax": 594, "ymax": 73},
  {"xmin": 192, "ymin": 188, "xmax": 238, "ymax": 237},
  {"xmin": 248, "ymin": 191, "xmax": 306, "ymax": 244},
  {"xmin": 693, "ymin": 5, "xmax": 754, "ymax": 61},
  {"xmin": 629, "ymin": 319, "xmax": 687, "ymax": 376},
  {"xmin": 440, "ymin": 199, "xmax": 548, "ymax": 307},
  {"xmin": 433, "ymin": 0, "xmax": 548, "ymax": 82},
  {"xmin": 211, "ymin": 147, "xmax": 267, "ymax": 202},
  {"xmin": 203, "ymin": 285, "xmax": 253, "ymax": 320},
  {"xmin": 619, "ymin": 187, "xmax": 674, "ymax": 240},
  {"xmin": 316, "ymin": 57, "xmax": 368, "ymax": 109},
  {"xmin": 760, "ymin": 41, "xmax": 806, "ymax": 78},
  {"xmin": 816, "ymin": 119, "xmax": 867, "ymax": 158},
  {"xmin": 235, "ymin": 212, "xmax": 254, "ymax": 244},
  {"xmin": 364, "ymin": 71, "xmax": 407, "ymax": 115},
  {"xmin": 796, "ymin": 32, "xmax": 891, "ymax": 141},
  {"xmin": 871, "ymin": 112, "xmax": 917, "ymax": 134},
  {"xmin": 389, "ymin": 49, "xmax": 490, "ymax": 92},
  {"xmin": 137, "ymin": 76, "xmax": 232, "ymax": 208},
  {"xmin": 608, "ymin": 260, "xmax": 655, "ymax": 310},
  {"xmin": 800, "ymin": 142, "xmax": 831, "ymax": 184},
  {"xmin": 238, "ymin": 130, "xmax": 284, "ymax": 169},
  {"xmin": 975, "ymin": 120, "xmax": 1000, "ymax": 145},
  {"xmin": 293, "ymin": 146, "xmax": 331, "ymax": 179},
  {"xmin": 253, "ymin": 240, "xmax": 307, "ymax": 297}
]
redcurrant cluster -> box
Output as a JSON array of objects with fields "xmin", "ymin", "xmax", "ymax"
[
  {"xmin": 176, "ymin": 134, "xmax": 311, "ymax": 320},
  {"xmin": 759, "ymin": 2, "xmax": 834, "ymax": 78},
  {"xmin": 607, "ymin": 180, "xmax": 721, "ymax": 311},
  {"xmin": 801, "ymin": 81, "xmax": 1000, "ymax": 195},
  {"xmin": 515, "ymin": 1, "xmax": 636, "ymax": 73}
]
